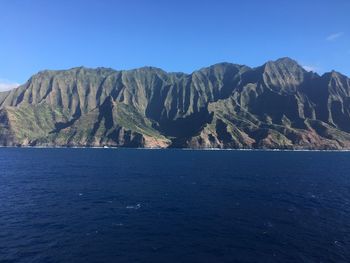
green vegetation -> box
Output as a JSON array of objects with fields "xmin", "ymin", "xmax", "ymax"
[{"xmin": 0, "ymin": 57, "xmax": 350, "ymax": 149}]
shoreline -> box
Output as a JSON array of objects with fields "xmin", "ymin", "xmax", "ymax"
[{"xmin": 0, "ymin": 145, "xmax": 350, "ymax": 152}]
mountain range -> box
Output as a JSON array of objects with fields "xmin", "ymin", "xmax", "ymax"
[{"xmin": 1, "ymin": 57, "xmax": 350, "ymax": 149}]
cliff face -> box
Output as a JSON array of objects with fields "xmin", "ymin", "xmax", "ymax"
[{"xmin": 1, "ymin": 57, "xmax": 350, "ymax": 149}]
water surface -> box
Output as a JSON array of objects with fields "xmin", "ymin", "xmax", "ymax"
[{"xmin": 0, "ymin": 148, "xmax": 349, "ymax": 262}]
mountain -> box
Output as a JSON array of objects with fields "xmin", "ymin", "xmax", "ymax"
[{"xmin": 1, "ymin": 57, "xmax": 350, "ymax": 149}]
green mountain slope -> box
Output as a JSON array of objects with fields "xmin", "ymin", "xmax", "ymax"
[{"xmin": 1, "ymin": 57, "xmax": 350, "ymax": 149}]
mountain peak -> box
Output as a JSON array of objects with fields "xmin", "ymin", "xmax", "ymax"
[
  {"xmin": 266, "ymin": 57, "xmax": 301, "ymax": 68},
  {"xmin": 261, "ymin": 57, "xmax": 307, "ymax": 93},
  {"xmin": 322, "ymin": 70, "xmax": 347, "ymax": 79},
  {"xmin": 276, "ymin": 57, "xmax": 298, "ymax": 63}
]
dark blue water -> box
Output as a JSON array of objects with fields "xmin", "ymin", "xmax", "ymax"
[{"xmin": 0, "ymin": 149, "xmax": 350, "ymax": 262}]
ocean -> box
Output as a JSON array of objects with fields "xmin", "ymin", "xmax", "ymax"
[{"xmin": 0, "ymin": 148, "xmax": 349, "ymax": 262}]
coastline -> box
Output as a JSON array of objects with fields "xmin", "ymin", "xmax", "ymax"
[{"xmin": 1, "ymin": 145, "xmax": 350, "ymax": 152}]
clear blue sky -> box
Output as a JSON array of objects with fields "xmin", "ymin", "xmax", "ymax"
[{"xmin": 0, "ymin": 0, "xmax": 349, "ymax": 88}]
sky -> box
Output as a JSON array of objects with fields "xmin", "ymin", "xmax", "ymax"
[{"xmin": 0, "ymin": 0, "xmax": 349, "ymax": 91}]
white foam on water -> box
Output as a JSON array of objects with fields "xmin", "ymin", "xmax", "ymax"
[
  {"xmin": 126, "ymin": 203, "xmax": 141, "ymax": 210},
  {"xmin": 2, "ymin": 145, "xmax": 350, "ymax": 152}
]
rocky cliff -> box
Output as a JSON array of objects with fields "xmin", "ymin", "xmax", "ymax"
[{"xmin": 1, "ymin": 57, "xmax": 350, "ymax": 149}]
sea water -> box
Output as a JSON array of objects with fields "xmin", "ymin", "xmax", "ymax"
[{"xmin": 0, "ymin": 148, "xmax": 349, "ymax": 262}]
